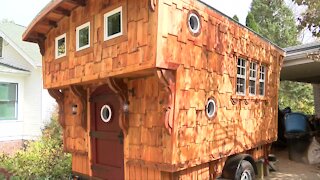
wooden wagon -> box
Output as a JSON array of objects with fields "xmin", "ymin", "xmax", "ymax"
[{"xmin": 23, "ymin": 0, "xmax": 284, "ymax": 179}]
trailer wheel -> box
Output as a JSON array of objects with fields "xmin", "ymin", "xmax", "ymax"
[{"xmin": 235, "ymin": 160, "xmax": 255, "ymax": 180}]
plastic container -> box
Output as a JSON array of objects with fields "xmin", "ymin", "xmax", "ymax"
[{"xmin": 284, "ymin": 113, "xmax": 309, "ymax": 133}]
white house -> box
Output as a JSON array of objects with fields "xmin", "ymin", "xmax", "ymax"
[{"xmin": 0, "ymin": 21, "xmax": 55, "ymax": 152}]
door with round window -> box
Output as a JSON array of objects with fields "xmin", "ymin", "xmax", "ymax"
[{"xmin": 90, "ymin": 85, "xmax": 124, "ymax": 179}]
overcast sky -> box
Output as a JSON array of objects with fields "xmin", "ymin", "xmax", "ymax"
[
  {"xmin": 0, "ymin": 0, "xmax": 252, "ymax": 27},
  {"xmin": 0, "ymin": 0, "xmax": 314, "ymax": 43}
]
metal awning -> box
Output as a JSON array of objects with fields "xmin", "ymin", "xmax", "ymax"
[{"xmin": 281, "ymin": 41, "xmax": 320, "ymax": 83}]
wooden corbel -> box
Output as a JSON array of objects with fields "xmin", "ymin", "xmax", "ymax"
[
  {"xmin": 150, "ymin": 0, "xmax": 157, "ymax": 11},
  {"xmin": 106, "ymin": 78, "xmax": 129, "ymax": 136},
  {"xmin": 70, "ymin": 85, "xmax": 87, "ymax": 131},
  {"xmin": 48, "ymin": 89, "xmax": 65, "ymax": 128},
  {"xmin": 37, "ymin": 39, "xmax": 45, "ymax": 56},
  {"xmin": 157, "ymin": 69, "xmax": 176, "ymax": 134}
]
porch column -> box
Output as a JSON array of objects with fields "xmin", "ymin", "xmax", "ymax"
[{"xmin": 312, "ymin": 84, "xmax": 320, "ymax": 118}]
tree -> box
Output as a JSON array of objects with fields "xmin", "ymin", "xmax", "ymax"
[
  {"xmin": 245, "ymin": 12, "xmax": 259, "ymax": 32},
  {"xmin": 232, "ymin": 15, "xmax": 239, "ymax": 22},
  {"xmin": 248, "ymin": 0, "xmax": 299, "ymax": 48},
  {"xmin": 248, "ymin": 0, "xmax": 314, "ymax": 114},
  {"xmin": 291, "ymin": 0, "xmax": 320, "ymax": 37}
]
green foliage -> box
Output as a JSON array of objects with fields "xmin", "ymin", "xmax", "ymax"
[
  {"xmin": 232, "ymin": 15, "xmax": 239, "ymax": 22},
  {"xmin": 292, "ymin": 0, "xmax": 320, "ymax": 37},
  {"xmin": 0, "ymin": 111, "xmax": 72, "ymax": 179},
  {"xmin": 279, "ymin": 81, "xmax": 314, "ymax": 114},
  {"xmin": 245, "ymin": 12, "xmax": 259, "ymax": 32},
  {"xmin": 248, "ymin": 0, "xmax": 314, "ymax": 114},
  {"xmin": 249, "ymin": 0, "xmax": 300, "ymax": 48}
]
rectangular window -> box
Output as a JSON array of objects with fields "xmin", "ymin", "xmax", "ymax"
[
  {"xmin": 55, "ymin": 33, "xmax": 66, "ymax": 59},
  {"xmin": 259, "ymin": 65, "xmax": 266, "ymax": 96},
  {"xmin": 236, "ymin": 58, "xmax": 246, "ymax": 95},
  {"xmin": 249, "ymin": 62, "xmax": 257, "ymax": 95},
  {"xmin": 76, "ymin": 22, "xmax": 90, "ymax": 51},
  {"xmin": 0, "ymin": 37, "xmax": 3, "ymax": 57},
  {"xmin": 0, "ymin": 83, "xmax": 18, "ymax": 120},
  {"xmin": 104, "ymin": 6, "xmax": 123, "ymax": 41}
]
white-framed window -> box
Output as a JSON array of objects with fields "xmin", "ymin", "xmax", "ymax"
[
  {"xmin": 236, "ymin": 58, "xmax": 246, "ymax": 95},
  {"xmin": 0, "ymin": 82, "xmax": 18, "ymax": 120},
  {"xmin": 104, "ymin": 6, "xmax": 123, "ymax": 41},
  {"xmin": 55, "ymin": 33, "xmax": 67, "ymax": 59},
  {"xmin": 259, "ymin": 65, "xmax": 266, "ymax": 96},
  {"xmin": 249, "ymin": 62, "xmax": 257, "ymax": 95},
  {"xmin": 76, "ymin": 22, "xmax": 90, "ymax": 51}
]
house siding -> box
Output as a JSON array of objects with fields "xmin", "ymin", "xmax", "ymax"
[
  {"xmin": 0, "ymin": 72, "xmax": 25, "ymax": 141},
  {"xmin": 1, "ymin": 40, "xmax": 33, "ymax": 71},
  {"xmin": 0, "ymin": 43, "xmax": 55, "ymax": 143}
]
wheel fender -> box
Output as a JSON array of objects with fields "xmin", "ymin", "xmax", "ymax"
[{"xmin": 221, "ymin": 154, "xmax": 257, "ymax": 179}]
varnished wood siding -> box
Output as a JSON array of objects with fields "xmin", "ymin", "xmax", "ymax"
[
  {"xmin": 126, "ymin": 75, "xmax": 172, "ymax": 164},
  {"xmin": 156, "ymin": 0, "xmax": 283, "ymax": 170},
  {"xmin": 43, "ymin": 0, "xmax": 158, "ymax": 89}
]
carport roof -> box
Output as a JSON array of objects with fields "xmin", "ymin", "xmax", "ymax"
[{"xmin": 281, "ymin": 41, "xmax": 320, "ymax": 83}]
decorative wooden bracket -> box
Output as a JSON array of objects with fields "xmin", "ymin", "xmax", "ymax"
[
  {"xmin": 70, "ymin": 85, "xmax": 87, "ymax": 131},
  {"xmin": 157, "ymin": 69, "xmax": 176, "ymax": 134},
  {"xmin": 230, "ymin": 97, "xmax": 238, "ymax": 105},
  {"xmin": 150, "ymin": 0, "xmax": 157, "ymax": 11},
  {"xmin": 106, "ymin": 78, "xmax": 129, "ymax": 136},
  {"xmin": 37, "ymin": 39, "xmax": 45, "ymax": 56},
  {"xmin": 48, "ymin": 89, "xmax": 65, "ymax": 128}
]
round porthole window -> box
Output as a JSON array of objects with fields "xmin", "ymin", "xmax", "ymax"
[
  {"xmin": 101, "ymin": 105, "xmax": 112, "ymax": 123},
  {"xmin": 206, "ymin": 98, "xmax": 217, "ymax": 119},
  {"xmin": 188, "ymin": 12, "xmax": 201, "ymax": 35}
]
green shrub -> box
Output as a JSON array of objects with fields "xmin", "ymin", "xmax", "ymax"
[{"xmin": 0, "ymin": 111, "xmax": 72, "ymax": 179}]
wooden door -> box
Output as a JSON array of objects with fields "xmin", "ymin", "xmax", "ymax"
[{"xmin": 90, "ymin": 87, "xmax": 124, "ymax": 180}]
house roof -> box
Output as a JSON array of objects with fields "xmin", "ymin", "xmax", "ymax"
[
  {"xmin": 0, "ymin": 22, "xmax": 42, "ymax": 67},
  {"xmin": 0, "ymin": 62, "xmax": 30, "ymax": 75},
  {"xmin": 22, "ymin": 0, "xmax": 284, "ymax": 53},
  {"xmin": 281, "ymin": 41, "xmax": 320, "ymax": 83},
  {"xmin": 23, "ymin": 0, "xmax": 85, "ymax": 43}
]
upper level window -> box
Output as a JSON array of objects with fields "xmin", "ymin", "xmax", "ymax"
[
  {"xmin": 76, "ymin": 22, "xmax": 90, "ymax": 51},
  {"xmin": 55, "ymin": 33, "xmax": 66, "ymax": 59},
  {"xmin": 104, "ymin": 6, "xmax": 123, "ymax": 41},
  {"xmin": 259, "ymin": 65, "xmax": 266, "ymax": 96},
  {"xmin": 0, "ymin": 82, "xmax": 18, "ymax": 120},
  {"xmin": 249, "ymin": 62, "xmax": 257, "ymax": 95},
  {"xmin": 236, "ymin": 58, "xmax": 246, "ymax": 95}
]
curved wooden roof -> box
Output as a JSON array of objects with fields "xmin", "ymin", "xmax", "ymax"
[{"xmin": 23, "ymin": 0, "xmax": 86, "ymax": 43}]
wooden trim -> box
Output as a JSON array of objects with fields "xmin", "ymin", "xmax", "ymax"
[
  {"xmin": 89, "ymin": 131, "xmax": 119, "ymax": 141},
  {"xmin": 70, "ymin": 85, "xmax": 88, "ymax": 131},
  {"xmin": 106, "ymin": 78, "xmax": 129, "ymax": 136},
  {"xmin": 48, "ymin": 89, "xmax": 65, "ymax": 128},
  {"xmin": 156, "ymin": 69, "xmax": 176, "ymax": 134},
  {"xmin": 66, "ymin": 0, "xmax": 87, "ymax": 7}
]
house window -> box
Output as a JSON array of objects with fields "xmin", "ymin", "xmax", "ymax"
[
  {"xmin": 0, "ymin": 83, "xmax": 18, "ymax": 120},
  {"xmin": 76, "ymin": 22, "xmax": 90, "ymax": 51},
  {"xmin": 236, "ymin": 58, "xmax": 246, "ymax": 95},
  {"xmin": 104, "ymin": 6, "xmax": 123, "ymax": 41},
  {"xmin": 249, "ymin": 62, "xmax": 257, "ymax": 95},
  {"xmin": 0, "ymin": 37, "xmax": 3, "ymax": 57},
  {"xmin": 259, "ymin": 65, "xmax": 266, "ymax": 96},
  {"xmin": 55, "ymin": 33, "xmax": 66, "ymax": 59}
]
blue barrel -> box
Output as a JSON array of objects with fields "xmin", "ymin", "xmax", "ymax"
[{"xmin": 284, "ymin": 113, "xmax": 308, "ymax": 133}]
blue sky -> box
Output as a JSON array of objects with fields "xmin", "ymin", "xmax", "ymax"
[{"xmin": 0, "ymin": 0, "xmax": 252, "ymax": 27}]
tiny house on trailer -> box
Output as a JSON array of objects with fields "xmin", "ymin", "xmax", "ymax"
[{"xmin": 23, "ymin": 0, "xmax": 284, "ymax": 179}]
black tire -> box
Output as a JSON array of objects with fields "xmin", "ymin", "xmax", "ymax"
[{"xmin": 235, "ymin": 160, "xmax": 256, "ymax": 180}]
